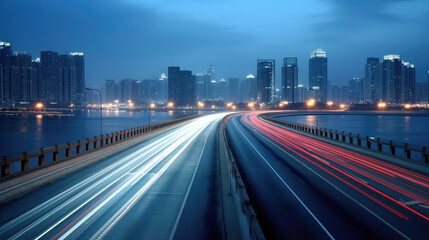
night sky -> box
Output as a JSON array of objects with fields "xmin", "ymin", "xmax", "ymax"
[{"xmin": 1, "ymin": 0, "xmax": 428, "ymax": 89}]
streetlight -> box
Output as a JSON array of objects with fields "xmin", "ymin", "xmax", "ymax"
[
  {"xmin": 35, "ymin": 102, "xmax": 44, "ymax": 110},
  {"xmin": 327, "ymin": 101, "xmax": 333, "ymax": 110},
  {"xmin": 404, "ymin": 104, "xmax": 412, "ymax": 109},
  {"xmin": 248, "ymin": 102, "xmax": 255, "ymax": 109},
  {"xmin": 378, "ymin": 102, "xmax": 387, "ymax": 109},
  {"xmin": 167, "ymin": 102, "xmax": 174, "ymax": 108},
  {"xmin": 85, "ymin": 88, "xmax": 103, "ymax": 135}
]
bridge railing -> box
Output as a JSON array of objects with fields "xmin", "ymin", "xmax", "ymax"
[
  {"xmin": 260, "ymin": 114, "xmax": 429, "ymax": 165},
  {"xmin": 1, "ymin": 115, "xmax": 198, "ymax": 179},
  {"xmin": 222, "ymin": 115, "xmax": 265, "ymax": 240}
]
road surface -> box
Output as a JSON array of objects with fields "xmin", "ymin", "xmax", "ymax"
[
  {"xmin": 0, "ymin": 113, "xmax": 229, "ymax": 240},
  {"xmin": 226, "ymin": 112, "xmax": 429, "ymax": 239}
]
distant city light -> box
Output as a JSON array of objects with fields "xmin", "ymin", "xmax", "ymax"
[
  {"xmin": 211, "ymin": 105, "xmax": 216, "ymax": 109},
  {"xmin": 340, "ymin": 104, "xmax": 347, "ymax": 109},
  {"xmin": 232, "ymin": 105, "xmax": 236, "ymax": 110},
  {"xmin": 282, "ymin": 101, "xmax": 289, "ymax": 105},
  {"xmin": 226, "ymin": 102, "xmax": 233, "ymax": 107},
  {"xmin": 150, "ymin": 103, "xmax": 156, "ymax": 108},
  {"xmin": 114, "ymin": 99, "xmax": 119, "ymax": 103},
  {"xmin": 248, "ymin": 102, "xmax": 255, "ymax": 108},
  {"xmin": 198, "ymin": 101, "xmax": 205, "ymax": 108},
  {"xmin": 327, "ymin": 101, "xmax": 333, "ymax": 106},
  {"xmin": 36, "ymin": 103, "xmax": 44, "ymax": 109},
  {"xmin": 36, "ymin": 114, "xmax": 43, "ymax": 119},
  {"xmin": 378, "ymin": 102, "xmax": 387, "ymax": 108},
  {"xmin": 279, "ymin": 103, "xmax": 284, "ymax": 107},
  {"xmin": 404, "ymin": 104, "xmax": 412, "ymax": 109},
  {"xmin": 307, "ymin": 99, "xmax": 315, "ymax": 107},
  {"xmin": 167, "ymin": 102, "xmax": 174, "ymax": 108}
]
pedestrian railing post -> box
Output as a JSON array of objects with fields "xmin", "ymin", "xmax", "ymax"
[
  {"xmin": 357, "ymin": 134, "xmax": 361, "ymax": 146},
  {"xmin": 404, "ymin": 143, "xmax": 411, "ymax": 159},
  {"xmin": 377, "ymin": 138, "xmax": 382, "ymax": 151},
  {"xmin": 21, "ymin": 151, "xmax": 29, "ymax": 171},
  {"xmin": 39, "ymin": 148, "xmax": 45, "ymax": 166},
  {"xmin": 389, "ymin": 140, "xmax": 395, "ymax": 155},
  {"xmin": 77, "ymin": 140, "xmax": 82, "ymax": 154},
  {"xmin": 53, "ymin": 145, "xmax": 59, "ymax": 161},
  {"xmin": 349, "ymin": 133, "xmax": 353, "ymax": 144},
  {"xmin": 66, "ymin": 142, "xmax": 71, "ymax": 158},
  {"xmin": 422, "ymin": 147, "xmax": 428, "ymax": 164},
  {"xmin": 2, "ymin": 156, "xmax": 9, "ymax": 177},
  {"xmin": 366, "ymin": 136, "xmax": 371, "ymax": 149}
]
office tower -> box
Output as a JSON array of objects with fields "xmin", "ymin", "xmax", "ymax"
[
  {"xmin": 218, "ymin": 78, "xmax": 227, "ymax": 100},
  {"xmin": 14, "ymin": 53, "xmax": 33, "ymax": 103},
  {"xmin": 240, "ymin": 74, "xmax": 257, "ymax": 102},
  {"xmin": 40, "ymin": 51, "xmax": 59, "ymax": 103},
  {"xmin": 195, "ymin": 73, "xmax": 205, "ymax": 100},
  {"xmin": 428, "ymin": 71, "xmax": 429, "ymax": 103},
  {"xmin": 1, "ymin": 41, "xmax": 12, "ymax": 103},
  {"xmin": 382, "ymin": 54, "xmax": 402, "ymax": 103},
  {"xmin": 120, "ymin": 79, "xmax": 140, "ymax": 104},
  {"xmin": 168, "ymin": 66, "xmax": 196, "ymax": 107},
  {"xmin": 348, "ymin": 78, "xmax": 363, "ymax": 103},
  {"xmin": 364, "ymin": 57, "xmax": 381, "ymax": 102},
  {"xmin": 71, "ymin": 52, "xmax": 85, "ymax": 105},
  {"xmin": 228, "ymin": 78, "xmax": 239, "ymax": 103},
  {"xmin": 331, "ymin": 85, "xmax": 340, "ymax": 103},
  {"xmin": 58, "ymin": 54, "xmax": 76, "ymax": 104},
  {"xmin": 140, "ymin": 79, "xmax": 160, "ymax": 103},
  {"xmin": 257, "ymin": 59, "xmax": 275, "ymax": 104},
  {"xmin": 415, "ymin": 82, "xmax": 428, "ymax": 103},
  {"xmin": 281, "ymin": 57, "xmax": 298, "ymax": 103},
  {"xmin": 340, "ymin": 86, "xmax": 349, "ymax": 103},
  {"xmin": 158, "ymin": 73, "xmax": 168, "ymax": 102},
  {"xmin": 309, "ymin": 47, "xmax": 328, "ymax": 103},
  {"xmin": 105, "ymin": 79, "xmax": 119, "ymax": 103},
  {"xmin": 30, "ymin": 58, "xmax": 40, "ymax": 102},
  {"xmin": 296, "ymin": 84, "xmax": 305, "ymax": 103},
  {"xmin": 402, "ymin": 62, "xmax": 415, "ymax": 103}
]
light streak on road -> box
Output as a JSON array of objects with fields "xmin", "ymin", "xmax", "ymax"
[{"xmin": 0, "ymin": 113, "xmax": 228, "ymax": 240}]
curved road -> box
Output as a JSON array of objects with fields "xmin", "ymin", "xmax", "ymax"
[
  {"xmin": 0, "ymin": 113, "xmax": 229, "ymax": 240},
  {"xmin": 226, "ymin": 112, "xmax": 429, "ymax": 239}
]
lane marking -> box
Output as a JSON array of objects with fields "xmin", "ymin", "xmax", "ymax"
[
  {"xmin": 236, "ymin": 115, "xmax": 410, "ymax": 239},
  {"xmin": 232, "ymin": 118, "xmax": 335, "ymax": 240},
  {"xmin": 169, "ymin": 119, "xmax": 218, "ymax": 240}
]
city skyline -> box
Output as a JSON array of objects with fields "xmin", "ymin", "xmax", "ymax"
[{"xmin": 1, "ymin": 0, "xmax": 428, "ymax": 88}]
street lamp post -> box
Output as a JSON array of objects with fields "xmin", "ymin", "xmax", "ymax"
[{"xmin": 85, "ymin": 88, "xmax": 103, "ymax": 135}]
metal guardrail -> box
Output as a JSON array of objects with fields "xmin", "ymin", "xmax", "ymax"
[
  {"xmin": 260, "ymin": 114, "xmax": 429, "ymax": 164},
  {"xmin": 222, "ymin": 115, "xmax": 265, "ymax": 240},
  {"xmin": 1, "ymin": 115, "xmax": 198, "ymax": 179}
]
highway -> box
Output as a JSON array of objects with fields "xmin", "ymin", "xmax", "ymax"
[
  {"xmin": 226, "ymin": 112, "xmax": 429, "ymax": 239},
  {"xmin": 0, "ymin": 113, "xmax": 229, "ymax": 240}
]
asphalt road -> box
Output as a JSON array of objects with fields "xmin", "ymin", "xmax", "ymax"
[
  {"xmin": 0, "ymin": 113, "xmax": 228, "ymax": 240},
  {"xmin": 226, "ymin": 112, "xmax": 429, "ymax": 240}
]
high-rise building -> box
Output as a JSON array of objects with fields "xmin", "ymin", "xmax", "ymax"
[
  {"xmin": 382, "ymin": 54, "xmax": 402, "ymax": 103},
  {"xmin": 168, "ymin": 66, "xmax": 196, "ymax": 107},
  {"xmin": 309, "ymin": 47, "xmax": 328, "ymax": 103},
  {"xmin": 331, "ymin": 85, "xmax": 340, "ymax": 103},
  {"xmin": 257, "ymin": 59, "xmax": 275, "ymax": 104},
  {"xmin": 58, "ymin": 54, "xmax": 76, "ymax": 104},
  {"xmin": 218, "ymin": 78, "xmax": 227, "ymax": 100},
  {"xmin": 70, "ymin": 52, "xmax": 85, "ymax": 105},
  {"xmin": 105, "ymin": 79, "xmax": 119, "ymax": 103},
  {"xmin": 240, "ymin": 74, "xmax": 257, "ymax": 102},
  {"xmin": 415, "ymin": 82, "xmax": 428, "ymax": 103},
  {"xmin": 296, "ymin": 84, "xmax": 305, "ymax": 103},
  {"xmin": 402, "ymin": 62, "xmax": 415, "ymax": 103},
  {"xmin": 120, "ymin": 79, "xmax": 140, "ymax": 104},
  {"xmin": 364, "ymin": 57, "xmax": 381, "ymax": 102},
  {"xmin": 1, "ymin": 41, "xmax": 12, "ymax": 103},
  {"xmin": 40, "ymin": 51, "xmax": 59, "ymax": 103},
  {"xmin": 228, "ymin": 78, "xmax": 239, "ymax": 103},
  {"xmin": 281, "ymin": 57, "xmax": 298, "ymax": 103},
  {"xmin": 340, "ymin": 86, "xmax": 349, "ymax": 103},
  {"xmin": 30, "ymin": 58, "xmax": 40, "ymax": 102},
  {"xmin": 348, "ymin": 78, "xmax": 364, "ymax": 103},
  {"xmin": 158, "ymin": 73, "xmax": 168, "ymax": 102}
]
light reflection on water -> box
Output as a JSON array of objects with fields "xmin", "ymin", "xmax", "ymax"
[
  {"xmin": 0, "ymin": 110, "xmax": 198, "ymax": 156},
  {"xmin": 278, "ymin": 114, "xmax": 429, "ymax": 147}
]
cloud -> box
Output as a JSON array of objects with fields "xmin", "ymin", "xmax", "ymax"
[{"xmin": 0, "ymin": 0, "xmax": 250, "ymax": 84}]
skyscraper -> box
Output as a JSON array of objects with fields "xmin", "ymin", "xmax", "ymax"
[
  {"xmin": 382, "ymin": 54, "xmax": 402, "ymax": 103},
  {"xmin": 402, "ymin": 62, "xmax": 415, "ymax": 103},
  {"xmin": 257, "ymin": 59, "xmax": 275, "ymax": 104},
  {"xmin": 120, "ymin": 79, "xmax": 140, "ymax": 104},
  {"xmin": 348, "ymin": 77, "xmax": 363, "ymax": 103},
  {"xmin": 30, "ymin": 58, "xmax": 40, "ymax": 102},
  {"xmin": 364, "ymin": 57, "xmax": 381, "ymax": 103},
  {"xmin": 281, "ymin": 57, "xmax": 298, "ymax": 103},
  {"xmin": 1, "ymin": 41, "xmax": 12, "ymax": 103},
  {"xmin": 71, "ymin": 52, "xmax": 85, "ymax": 105},
  {"xmin": 58, "ymin": 54, "xmax": 76, "ymax": 104},
  {"xmin": 218, "ymin": 78, "xmax": 227, "ymax": 100},
  {"xmin": 168, "ymin": 66, "xmax": 196, "ymax": 107},
  {"xmin": 240, "ymin": 74, "xmax": 257, "ymax": 102},
  {"xmin": 105, "ymin": 79, "xmax": 119, "ymax": 103},
  {"xmin": 228, "ymin": 78, "xmax": 239, "ymax": 103},
  {"xmin": 40, "ymin": 51, "xmax": 59, "ymax": 103},
  {"xmin": 309, "ymin": 47, "xmax": 328, "ymax": 103}
]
